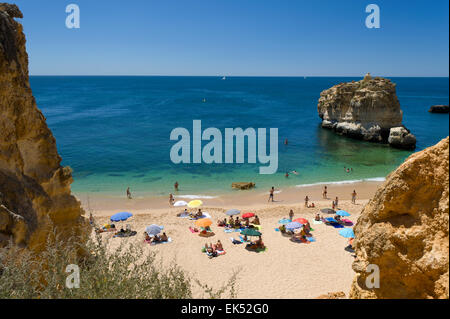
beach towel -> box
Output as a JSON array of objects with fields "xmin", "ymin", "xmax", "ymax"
[
  {"xmin": 274, "ymin": 228, "xmax": 280, "ymax": 232},
  {"xmin": 229, "ymin": 237, "xmax": 242, "ymax": 245},
  {"xmin": 331, "ymin": 223, "xmax": 344, "ymax": 229},
  {"xmin": 189, "ymin": 227, "xmax": 199, "ymax": 233},
  {"xmin": 313, "ymin": 220, "xmax": 323, "ymax": 225},
  {"xmin": 224, "ymin": 228, "xmax": 235, "ymax": 233},
  {"xmin": 306, "ymin": 236, "xmax": 316, "ymax": 242},
  {"xmin": 150, "ymin": 238, "xmax": 172, "ymax": 246},
  {"xmin": 177, "ymin": 213, "xmax": 189, "ymax": 218},
  {"xmin": 113, "ymin": 231, "xmax": 137, "ymax": 238}
]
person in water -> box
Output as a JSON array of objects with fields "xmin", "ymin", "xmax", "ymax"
[
  {"xmin": 174, "ymin": 181, "xmax": 179, "ymax": 191},
  {"xmin": 126, "ymin": 187, "xmax": 132, "ymax": 199},
  {"xmin": 285, "ymin": 172, "xmax": 289, "ymax": 178},
  {"xmin": 268, "ymin": 187, "xmax": 275, "ymax": 202}
]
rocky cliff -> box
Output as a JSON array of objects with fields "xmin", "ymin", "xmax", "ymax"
[
  {"xmin": 318, "ymin": 74, "xmax": 417, "ymax": 150},
  {"xmin": 349, "ymin": 137, "xmax": 449, "ymax": 299},
  {"xmin": 0, "ymin": 3, "xmax": 86, "ymax": 250}
]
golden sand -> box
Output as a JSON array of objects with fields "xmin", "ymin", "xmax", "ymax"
[{"xmin": 81, "ymin": 181, "xmax": 381, "ymax": 298}]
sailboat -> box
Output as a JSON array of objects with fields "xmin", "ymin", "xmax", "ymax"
[{"xmin": 222, "ymin": 76, "xmax": 226, "ymax": 80}]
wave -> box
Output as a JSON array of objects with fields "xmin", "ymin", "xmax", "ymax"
[
  {"xmin": 176, "ymin": 195, "xmax": 218, "ymax": 199},
  {"xmin": 295, "ymin": 177, "xmax": 385, "ymax": 188}
]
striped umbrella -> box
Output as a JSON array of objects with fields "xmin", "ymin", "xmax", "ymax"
[
  {"xmin": 286, "ymin": 222, "xmax": 302, "ymax": 230},
  {"xmin": 145, "ymin": 224, "xmax": 163, "ymax": 236}
]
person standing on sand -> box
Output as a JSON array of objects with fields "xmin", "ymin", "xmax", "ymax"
[
  {"xmin": 169, "ymin": 193, "xmax": 174, "ymax": 206},
  {"xmin": 289, "ymin": 209, "xmax": 294, "ymax": 221},
  {"xmin": 304, "ymin": 196, "xmax": 309, "ymax": 207},
  {"xmin": 126, "ymin": 187, "xmax": 132, "ymax": 199},
  {"xmin": 268, "ymin": 187, "xmax": 275, "ymax": 202},
  {"xmin": 323, "ymin": 186, "xmax": 327, "ymax": 199},
  {"xmin": 351, "ymin": 190, "xmax": 357, "ymax": 204},
  {"xmin": 335, "ymin": 196, "xmax": 339, "ymax": 208},
  {"xmin": 174, "ymin": 181, "xmax": 179, "ymax": 192}
]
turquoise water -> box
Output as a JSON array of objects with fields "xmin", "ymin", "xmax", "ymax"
[{"xmin": 30, "ymin": 76, "xmax": 449, "ymax": 197}]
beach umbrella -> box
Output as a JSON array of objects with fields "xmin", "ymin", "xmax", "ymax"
[
  {"xmin": 278, "ymin": 218, "xmax": 291, "ymax": 224},
  {"xmin": 226, "ymin": 209, "xmax": 240, "ymax": 216},
  {"xmin": 145, "ymin": 224, "xmax": 163, "ymax": 236},
  {"xmin": 339, "ymin": 228, "xmax": 355, "ymax": 238},
  {"xmin": 293, "ymin": 218, "xmax": 308, "ymax": 224},
  {"xmin": 195, "ymin": 218, "xmax": 212, "ymax": 228},
  {"xmin": 174, "ymin": 200, "xmax": 188, "ymax": 207},
  {"xmin": 242, "ymin": 212, "xmax": 255, "ymax": 219},
  {"xmin": 110, "ymin": 212, "xmax": 133, "ymax": 222},
  {"xmin": 188, "ymin": 200, "xmax": 203, "ymax": 208},
  {"xmin": 286, "ymin": 222, "xmax": 302, "ymax": 230},
  {"xmin": 240, "ymin": 228, "xmax": 262, "ymax": 237},
  {"xmin": 336, "ymin": 210, "xmax": 351, "ymax": 217},
  {"xmin": 321, "ymin": 208, "xmax": 335, "ymax": 214}
]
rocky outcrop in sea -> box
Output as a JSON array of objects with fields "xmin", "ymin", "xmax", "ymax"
[
  {"xmin": 0, "ymin": 3, "xmax": 87, "ymax": 250},
  {"xmin": 349, "ymin": 137, "xmax": 449, "ymax": 299},
  {"xmin": 317, "ymin": 74, "xmax": 417, "ymax": 150}
]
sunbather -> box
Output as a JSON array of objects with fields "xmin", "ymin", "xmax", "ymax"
[
  {"xmin": 160, "ymin": 232, "xmax": 168, "ymax": 242},
  {"xmin": 216, "ymin": 240, "xmax": 223, "ymax": 251},
  {"xmin": 252, "ymin": 215, "xmax": 260, "ymax": 225},
  {"xmin": 177, "ymin": 209, "xmax": 189, "ymax": 217},
  {"xmin": 315, "ymin": 213, "xmax": 321, "ymax": 221},
  {"xmin": 144, "ymin": 232, "xmax": 151, "ymax": 242},
  {"xmin": 228, "ymin": 217, "xmax": 235, "ymax": 228}
]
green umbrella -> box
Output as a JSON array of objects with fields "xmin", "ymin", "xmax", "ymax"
[{"xmin": 240, "ymin": 228, "xmax": 262, "ymax": 237}]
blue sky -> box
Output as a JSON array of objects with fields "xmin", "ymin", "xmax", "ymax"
[{"xmin": 12, "ymin": 0, "xmax": 449, "ymax": 76}]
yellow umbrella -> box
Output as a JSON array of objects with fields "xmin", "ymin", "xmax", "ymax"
[
  {"xmin": 188, "ymin": 199, "xmax": 203, "ymax": 208},
  {"xmin": 195, "ymin": 218, "xmax": 212, "ymax": 228}
]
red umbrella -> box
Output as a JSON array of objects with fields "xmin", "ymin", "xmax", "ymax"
[
  {"xmin": 293, "ymin": 218, "xmax": 308, "ymax": 224},
  {"xmin": 242, "ymin": 212, "xmax": 255, "ymax": 219}
]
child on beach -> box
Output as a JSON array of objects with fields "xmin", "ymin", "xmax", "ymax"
[
  {"xmin": 322, "ymin": 186, "xmax": 327, "ymax": 199},
  {"xmin": 304, "ymin": 196, "xmax": 309, "ymax": 207},
  {"xmin": 268, "ymin": 187, "xmax": 275, "ymax": 202},
  {"xmin": 126, "ymin": 187, "xmax": 132, "ymax": 199}
]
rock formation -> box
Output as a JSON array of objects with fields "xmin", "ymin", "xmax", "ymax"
[
  {"xmin": 231, "ymin": 182, "xmax": 256, "ymax": 190},
  {"xmin": 0, "ymin": 3, "xmax": 86, "ymax": 250},
  {"xmin": 429, "ymin": 105, "xmax": 449, "ymax": 114},
  {"xmin": 349, "ymin": 137, "xmax": 449, "ymax": 299},
  {"xmin": 317, "ymin": 74, "xmax": 417, "ymax": 150}
]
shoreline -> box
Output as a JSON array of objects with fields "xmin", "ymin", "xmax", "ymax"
[{"xmin": 78, "ymin": 179, "xmax": 383, "ymax": 213}]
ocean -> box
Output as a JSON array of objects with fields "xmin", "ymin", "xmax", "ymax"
[{"xmin": 29, "ymin": 76, "xmax": 449, "ymax": 197}]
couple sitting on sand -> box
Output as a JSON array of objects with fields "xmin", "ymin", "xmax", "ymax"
[
  {"xmin": 246, "ymin": 236, "xmax": 265, "ymax": 250},
  {"xmin": 190, "ymin": 209, "xmax": 203, "ymax": 219},
  {"xmin": 95, "ymin": 223, "xmax": 116, "ymax": 233},
  {"xmin": 144, "ymin": 232, "xmax": 169, "ymax": 244},
  {"xmin": 204, "ymin": 240, "xmax": 224, "ymax": 258}
]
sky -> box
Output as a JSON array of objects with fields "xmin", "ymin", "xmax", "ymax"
[{"xmin": 11, "ymin": 0, "xmax": 450, "ymax": 76}]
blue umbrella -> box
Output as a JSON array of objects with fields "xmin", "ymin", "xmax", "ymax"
[
  {"xmin": 145, "ymin": 224, "xmax": 163, "ymax": 236},
  {"xmin": 226, "ymin": 209, "xmax": 241, "ymax": 216},
  {"xmin": 339, "ymin": 228, "xmax": 355, "ymax": 238},
  {"xmin": 110, "ymin": 212, "xmax": 133, "ymax": 222},
  {"xmin": 336, "ymin": 210, "xmax": 350, "ymax": 217},
  {"xmin": 285, "ymin": 222, "xmax": 302, "ymax": 230},
  {"xmin": 278, "ymin": 218, "xmax": 291, "ymax": 224}
]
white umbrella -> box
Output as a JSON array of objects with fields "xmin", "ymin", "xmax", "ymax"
[{"xmin": 174, "ymin": 200, "xmax": 188, "ymax": 207}]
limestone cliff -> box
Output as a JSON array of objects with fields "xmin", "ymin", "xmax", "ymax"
[
  {"xmin": 349, "ymin": 137, "xmax": 449, "ymax": 299},
  {"xmin": 0, "ymin": 3, "xmax": 86, "ymax": 250},
  {"xmin": 317, "ymin": 74, "xmax": 417, "ymax": 150}
]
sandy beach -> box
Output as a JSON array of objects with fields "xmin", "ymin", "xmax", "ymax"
[{"xmin": 81, "ymin": 181, "xmax": 381, "ymax": 298}]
